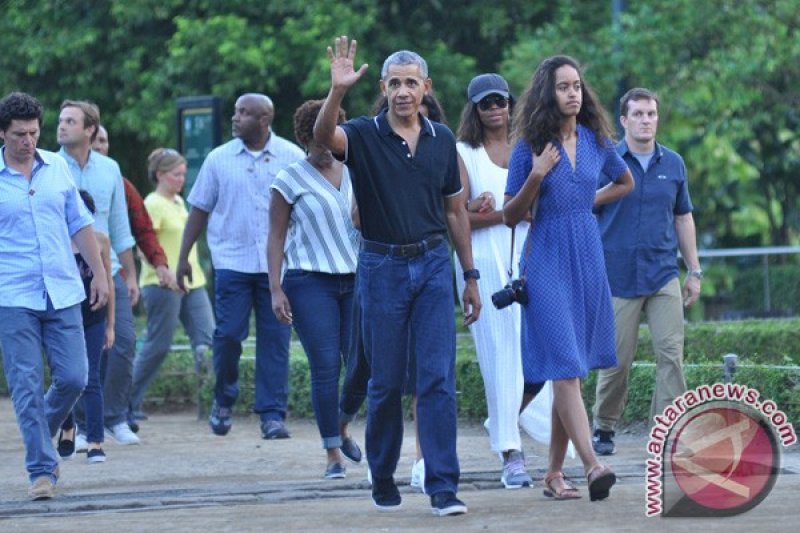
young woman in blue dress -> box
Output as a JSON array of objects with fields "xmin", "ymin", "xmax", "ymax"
[{"xmin": 503, "ymin": 55, "xmax": 634, "ymax": 501}]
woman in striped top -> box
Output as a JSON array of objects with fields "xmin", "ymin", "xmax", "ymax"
[{"xmin": 267, "ymin": 100, "xmax": 359, "ymax": 479}]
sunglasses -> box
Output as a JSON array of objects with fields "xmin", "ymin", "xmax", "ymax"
[{"xmin": 478, "ymin": 95, "xmax": 509, "ymax": 111}]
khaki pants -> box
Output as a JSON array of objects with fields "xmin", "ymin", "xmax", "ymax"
[{"xmin": 593, "ymin": 277, "xmax": 687, "ymax": 430}]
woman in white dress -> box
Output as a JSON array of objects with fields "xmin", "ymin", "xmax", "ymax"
[{"xmin": 454, "ymin": 73, "xmax": 553, "ymax": 488}]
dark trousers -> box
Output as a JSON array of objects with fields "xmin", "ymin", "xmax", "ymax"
[
  {"xmin": 359, "ymin": 241, "xmax": 459, "ymax": 496},
  {"xmin": 212, "ymin": 269, "xmax": 291, "ymax": 421}
]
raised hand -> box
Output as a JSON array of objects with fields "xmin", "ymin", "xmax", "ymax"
[{"xmin": 328, "ymin": 35, "xmax": 368, "ymax": 90}]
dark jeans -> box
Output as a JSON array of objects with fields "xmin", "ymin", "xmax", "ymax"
[
  {"xmin": 338, "ymin": 281, "xmax": 416, "ymax": 422},
  {"xmin": 359, "ymin": 240, "xmax": 459, "ymax": 496},
  {"xmin": 339, "ymin": 280, "xmax": 368, "ymax": 421},
  {"xmin": 101, "ymin": 272, "xmax": 136, "ymax": 426},
  {"xmin": 283, "ymin": 270, "xmax": 354, "ymax": 448},
  {"xmin": 63, "ymin": 319, "xmax": 106, "ymax": 443},
  {"xmin": 213, "ymin": 269, "xmax": 290, "ymax": 422}
]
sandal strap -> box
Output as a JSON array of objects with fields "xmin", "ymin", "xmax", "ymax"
[
  {"xmin": 587, "ymin": 464, "xmax": 610, "ymax": 482},
  {"xmin": 545, "ymin": 472, "xmax": 579, "ymax": 497},
  {"xmin": 544, "ymin": 471, "xmax": 564, "ymax": 484}
]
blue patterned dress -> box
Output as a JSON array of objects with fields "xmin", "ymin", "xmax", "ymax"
[{"xmin": 505, "ymin": 125, "xmax": 628, "ymax": 383}]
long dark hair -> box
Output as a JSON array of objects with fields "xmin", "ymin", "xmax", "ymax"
[
  {"xmin": 512, "ymin": 55, "xmax": 613, "ymax": 153},
  {"xmin": 456, "ymin": 96, "xmax": 514, "ymax": 148},
  {"xmin": 370, "ymin": 92, "xmax": 448, "ymax": 125}
]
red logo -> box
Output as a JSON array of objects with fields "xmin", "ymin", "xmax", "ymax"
[{"xmin": 666, "ymin": 404, "xmax": 779, "ymax": 516}]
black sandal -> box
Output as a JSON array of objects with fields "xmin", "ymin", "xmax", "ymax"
[{"xmin": 586, "ymin": 464, "xmax": 616, "ymax": 501}]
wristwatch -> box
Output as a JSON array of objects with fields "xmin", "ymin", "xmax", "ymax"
[
  {"xmin": 463, "ymin": 269, "xmax": 480, "ymax": 281},
  {"xmin": 688, "ymin": 269, "xmax": 704, "ymax": 280}
]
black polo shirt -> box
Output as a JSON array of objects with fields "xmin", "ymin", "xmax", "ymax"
[{"xmin": 341, "ymin": 110, "xmax": 462, "ymax": 245}]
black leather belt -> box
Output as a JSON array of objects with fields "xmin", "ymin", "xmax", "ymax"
[{"xmin": 361, "ymin": 235, "xmax": 446, "ymax": 258}]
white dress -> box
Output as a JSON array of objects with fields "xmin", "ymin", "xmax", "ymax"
[{"xmin": 455, "ymin": 143, "xmax": 553, "ymax": 453}]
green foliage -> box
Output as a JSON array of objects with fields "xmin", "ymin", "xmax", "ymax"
[
  {"xmin": 731, "ymin": 264, "xmax": 800, "ymax": 315},
  {"xmin": 636, "ymin": 319, "xmax": 800, "ymax": 364}
]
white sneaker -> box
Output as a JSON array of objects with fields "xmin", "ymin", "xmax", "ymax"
[
  {"xmin": 106, "ymin": 422, "xmax": 141, "ymax": 445},
  {"xmin": 75, "ymin": 432, "xmax": 88, "ymax": 453},
  {"xmin": 410, "ymin": 459, "xmax": 425, "ymax": 493}
]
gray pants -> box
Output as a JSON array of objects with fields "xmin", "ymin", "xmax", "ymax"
[
  {"xmin": 101, "ymin": 272, "xmax": 137, "ymax": 427},
  {"xmin": 130, "ymin": 285, "xmax": 215, "ymax": 413}
]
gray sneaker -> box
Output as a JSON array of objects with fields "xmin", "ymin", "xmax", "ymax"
[{"xmin": 501, "ymin": 450, "xmax": 532, "ymax": 489}]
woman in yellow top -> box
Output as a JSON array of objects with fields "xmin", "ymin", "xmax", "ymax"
[{"xmin": 129, "ymin": 148, "xmax": 215, "ymax": 422}]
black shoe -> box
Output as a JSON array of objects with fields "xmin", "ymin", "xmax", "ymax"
[
  {"xmin": 261, "ymin": 419, "xmax": 290, "ymax": 440},
  {"xmin": 57, "ymin": 429, "xmax": 75, "ymax": 460},
  {"xmin": 592, "ymin": 429, "xmax": 616, "ymax": 456},
  {"xmin": 430, "ymin": 491, "xmax": 467, "ymax": 516},
  {"xmin": 372, "ymin": 478, "xmax": 402, "ymax": 511},
  {"xmin": 87, "ymin": 448, "xmax": 107, "ymax": 463},
  {"xmin": 208, "ymin": 401, "xmax": 232, "ymax": 436},
  {"xmin": 340, "ymin": 437, "xmax": 362, "ymax": 463}
]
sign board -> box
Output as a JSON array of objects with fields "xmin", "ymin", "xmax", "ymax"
[{"xmin": 176, "ymin": 96, "xmax": 223, "ymax": 197}]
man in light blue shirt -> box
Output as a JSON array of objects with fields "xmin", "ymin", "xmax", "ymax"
[
  {"xmin": 57, "ymin": 100, "xmax": 140, "ymax": 445},
  {"xmin": 177, "ymin": 93, "xmax": 304, "ymax": 439},
  {"xmin": 0, "ymin": 92, "xmax": 109, "ymax": 499}
]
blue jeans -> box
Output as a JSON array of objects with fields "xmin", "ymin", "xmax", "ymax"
[
  {"xmin": 0, "ymin": 300, "xmax": 87, "ymax": 482},
  {"xmin": 63, "ymin": 319, "xmax": 106, "ymax": 444},
  {"xmin": 101, "ymin": 272, "xmax": 136, "ymax": 426},
  {"xmin": 359, "ymin": 240, "xmax": 459, "ymax": 496},
  {"xmin": 213, "ymin": 269, "xmax": 290, "ymax": 421},
  {"xmin": 283, "ymin": 270, "xmax": 354, "ymax": 448},
  {"xmin": 130, "ymin": 285, "xmax": 215, "ymax": 413}
]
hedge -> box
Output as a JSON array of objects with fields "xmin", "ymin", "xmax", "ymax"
[{"xmin": 1, "ymin": 318, "xmax": 798, "ymax": 427}]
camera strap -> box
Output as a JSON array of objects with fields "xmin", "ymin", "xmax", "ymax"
[{"xmin": 507, "ymin": 198, "xmax": 538, "ymax": 281}]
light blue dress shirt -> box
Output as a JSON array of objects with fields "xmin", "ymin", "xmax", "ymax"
[
  {"xmin": 0, "ymin": 148, "xmax": 94, "ymax": 310},
  {"xmin": 188, "ymin": 133, "xmax": 304, "ymax": 273},
  {"xmin": 58, "ymin": 148, "xmax": 135, "ymax": 275}
]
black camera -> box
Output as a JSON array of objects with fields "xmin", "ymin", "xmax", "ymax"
[{"xmin": 491, "ymin": 278, "xmax": 528, "ymax": 309}]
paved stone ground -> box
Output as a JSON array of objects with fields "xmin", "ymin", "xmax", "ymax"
[{"xmin": 0, "ymin": 398, "xmax": 797, "ymax": 532}]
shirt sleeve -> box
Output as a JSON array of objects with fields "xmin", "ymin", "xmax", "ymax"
[
  {"xmin": 601, "ymin": 138, "xmax": 629, "ymax": 183},
  {"xmin": 64, "ymin": 174, "xmax": 94, "ymax": 236},
  {"xmin": 442, "ymin": 131, "xmax": 462, "ymax": 197},
  {"xmin": 674, "ymin": 155, "xmax": 693, "ymax": 214},
  {"xmin": 187, "ymin": 152, "xmax": 219, "ymax": 212},
  {"xmin": 107, "ymin": 167, "xmax": 136, "ymax": 255},
  {"xmin": 506, "ymin": 141, "xmax": 533, "ymax": 197},
  {"xmin": 127, "ymin": 180, "xmax": 168, "ymax": 267},
  {"xmin": 340, "ymin": 122, "xmax": 355, "ymax": 165},
  {"xmin": 270, "ymin": 168, "xmax": 297, "ymax": 204}
]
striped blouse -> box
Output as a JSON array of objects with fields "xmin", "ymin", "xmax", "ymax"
[{"xmin": 270, "ymin": 160, "xmax": 359, "ymax": 274}]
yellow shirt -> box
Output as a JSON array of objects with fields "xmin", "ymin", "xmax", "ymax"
[{"xmin": 139, "ymin": 192, "xmax": 206, "ymax": 289}]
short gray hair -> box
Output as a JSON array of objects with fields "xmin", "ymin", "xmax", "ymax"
[{"xmin": 381, "ymin": 50, "xmax": 428, "ymax": 79}]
